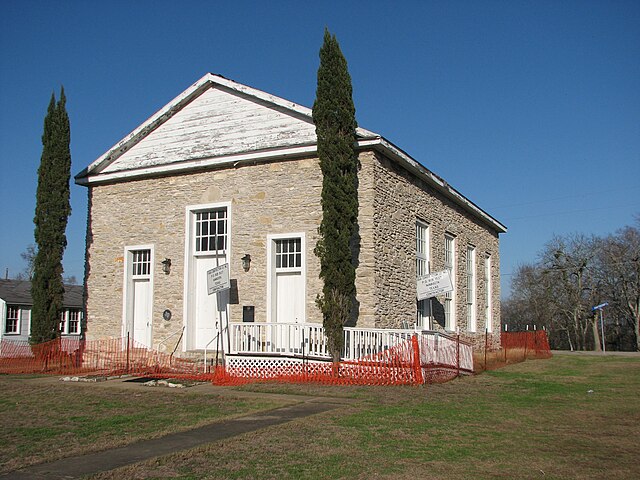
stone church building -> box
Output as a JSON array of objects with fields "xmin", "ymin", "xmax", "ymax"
[{"xmin": 75, "ymin": 73, "xmax": 506, "ymax": 355}]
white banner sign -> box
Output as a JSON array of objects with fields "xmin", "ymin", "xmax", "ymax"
[
  {"xmin": 417, "ymin": 270, "xmax": 453, "ymax": 301},
  {"xmin": 207, "ymin": 263, "xmax": 230, "ymax": 295}
]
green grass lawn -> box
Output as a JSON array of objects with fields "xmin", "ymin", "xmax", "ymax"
[
  {"xmin": 2, "ymin": 354, "xmax": 639, "ymax": 479},
  {"xmin": 0, "ymin": 376, "xmax": 286, "ymax": 474}
]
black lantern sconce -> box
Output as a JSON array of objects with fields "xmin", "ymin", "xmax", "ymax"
[
  {"xmin": 241, "ymin": 254, "xmax": 251, "ymax": 272},
  {"xmin": 161, "ymin": 258, "xmax": 171, "ymax": 275}
]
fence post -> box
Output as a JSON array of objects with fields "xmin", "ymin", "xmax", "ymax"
[
  {"xmin": 126, "ymin": 332, "xmax": 130, "ymax": 374},
  {"xmin": 411, "ymin": 334, "xmax": 424, "ymax": 385},
  {"xmin": 456, "ymin": 333, "xmax": 460, "ymax": 377},
  {"xmin": 484, "ymin": 328, "xmax": 488, "ymax": 371}
]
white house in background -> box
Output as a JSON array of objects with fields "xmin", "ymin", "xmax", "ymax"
[
  {"xmin": 75, "ymin": 73, "xmax": 506, "ymax": 357},
  {"xmin": 0, "ymin": 279, "xmax": 84, "ymax": 343}
]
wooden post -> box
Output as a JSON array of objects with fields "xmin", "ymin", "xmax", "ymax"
[
  {"xmin": 126, "ymin": 332, "xmax": 130, "ymax": 374},
  {"xmin": 411, "ymin": 335, "xmax": 424, "ymax": 385},
  {"xmin": 484, "ymin": 328, "xmax": 488, "ymax": 371},
  {"xmin": 456, "ymin": 333, "xmax": 460, "ymax": 377}
]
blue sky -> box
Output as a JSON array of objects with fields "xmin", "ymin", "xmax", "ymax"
[{"xmin": 1, "ymin": 0, "xmax": 638, "ymax": 297}]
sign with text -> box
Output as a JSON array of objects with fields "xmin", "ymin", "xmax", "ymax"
[
  {"xmin": 207, "ymin": 263, "xmax": 230, "ymax": 295},
  {"xmin": 417, "ymin": 270, "xmax": 453, "ymax": 301}
]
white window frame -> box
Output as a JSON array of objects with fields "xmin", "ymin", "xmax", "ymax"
[
  {"xmin": 266, "ymin": 232, "xmax": 306, "ymax": 324},
  {"xmin": 5, "ymin": 305, "xmax": 21, "ymax": 335},
  {"xmin": 122, "ymin": 244, "xmax": 155, "ymax": 339},
  {"xmin": 416, "ymin": 220, "xmax": 431, "ymax": 329},
  {"xmin": 485, "ymin": 254, "xmax": 493, "ymax": 333},
  {"xmin": 466, "ymin": 245, "xmax": 476, "ymax": 332},
  {"xmin": 444, "ymin": 233, "xmax": 456, "ymax": 332},
  {"xmin": 60, "ymin": 308, "xmax": 82, "ymax": 335}
]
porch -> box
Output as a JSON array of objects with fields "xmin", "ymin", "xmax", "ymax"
[{"xmin": 225, "ymin": 322, "xmax": 474, "ymax": 374}]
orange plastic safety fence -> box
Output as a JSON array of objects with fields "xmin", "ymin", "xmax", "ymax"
[
  {"xmin": 500, "ymin": 330, "xmax": 552, "ymax": 359},
  {"xmin": 0, "ymin": 333, "xmax": 473, "ymax": 386}
]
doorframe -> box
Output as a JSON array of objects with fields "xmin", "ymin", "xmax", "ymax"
[
  {"xmin": 122, "ymin": 244, "xmax": 155, "ymax": 345},
  {"xmin": 266, "ymin": 232, "xmax": 306, "ymax": 324},
  {"xmin": 183, "ymin": 201, "xmax": 232, "ymax": 351}
]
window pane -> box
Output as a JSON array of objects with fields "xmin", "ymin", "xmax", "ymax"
[{"xmin": 195, "ymin": 208, "xmax": 227, "ymax": 252}]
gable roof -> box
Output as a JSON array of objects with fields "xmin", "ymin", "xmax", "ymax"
[
  {"xmin": 75, "ymin": 73, "xmax": 506, "ymax": 234},
  {"xmin": 0, "ymin": 280, "xmax": 83, "ymax": 308}
]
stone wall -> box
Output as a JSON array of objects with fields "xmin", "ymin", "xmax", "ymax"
[
  {"xmin": 84, "ymin": 149, "xmax": 502, "ymax": 353},
  {"xmin": 371, "ymin": 152, "xmax": 502, "ymax": 347},
  {"xmin": 85, "ymin": 156, "xmax": 326, "ymax": 352}
]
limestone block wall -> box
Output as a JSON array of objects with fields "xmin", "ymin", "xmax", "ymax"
[
  {"xmin": 85, "ymin": 156, "xmax": 327, "ymax": 351},
  {"xmin": 371, "ymin": 152, "xmax": 502, "ymax": 347},
  {"xmin": 84, "ymin": 149, "xmax": 501, "ymax": 353}
]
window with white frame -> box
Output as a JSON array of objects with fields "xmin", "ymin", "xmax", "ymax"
[
  {"xmin": 485, "ymin": 254, "xmax": 493, "ymax": 333},
  {"xmin": 60, "ymin": 309, "xmax": 82, "ymax": 335},
  {"xmin": 444, "ymin": 234, "xmax": 456, "ymax": 331},
  {"xmin": 131, "ymin": 249, "xmax": 151, "ymax": 277},
  {"xmin": 195, "ymin": 208, "xmax": 228, "ymax": 253},
  {"xmin": 466, "ymin": 245, "xmax": 476, "ymax": 332},
  {"xmin": 275, "ymin": 238, "xmax": 302, "ymax": 270},
  {"xmin": 416, "ymin": 220, "xmax": 431, "ymax": 328},
  {"xmin": 5, "ymin": 306, "xmax": 20, "ymax": 334}
]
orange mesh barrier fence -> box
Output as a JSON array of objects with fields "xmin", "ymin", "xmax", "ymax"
[
  {"xmin": 0, "ymin": 333, "xmax": 476, "ymax": 386},
  {"xmin": 476, "ymin": 330, "xmax": 552, "ymax": 372},
  {"xmin": 417, "ymin": 332, "xmax": 474, "ymax": 383}
]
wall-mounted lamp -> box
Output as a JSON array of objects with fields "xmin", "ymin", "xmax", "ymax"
[
  {"xmin": 161, "ymin": 258, "xmax": 171, "ymax": 275},
  {"xmin": 241, "ymin": 254, "xmax": 251, "ymax": 272}
]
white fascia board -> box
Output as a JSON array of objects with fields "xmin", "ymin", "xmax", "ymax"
[
  {"xmin": 358, "ymin": 137, "xmax": 507, "ymax": 234},
  {"xmin": 75, "ymin": 144, "xmax": 320, "ymax": 186}
]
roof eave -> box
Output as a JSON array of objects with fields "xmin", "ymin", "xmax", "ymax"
[{"xmin": 357, "ymin": 137, "xmax": 507, "ymax": 234}]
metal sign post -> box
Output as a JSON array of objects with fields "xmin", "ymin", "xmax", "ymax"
[
  {"xmin": 592, "ymin": 302, "xmax": 608, "ymax": 353},
  {"xmin": 206, "ymin": 225, "xmax": 231, "ymax": 366}
]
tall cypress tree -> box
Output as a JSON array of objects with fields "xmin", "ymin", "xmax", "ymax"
[
  {"xmin": 31, "ymin": 88, "xmax": 72, "ymax": 344},
  {"xmin": 312, "ymin": 30, "xmax": 360, "ymax": 362}
]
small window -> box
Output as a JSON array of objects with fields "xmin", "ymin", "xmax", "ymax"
[
  {"xmin": 60, "ymin": 309, "xmax": 82, "ymax": 335},
  {"xmin": 275, "ymin": 238, "xmax": 302, "ymax": 270},
  {"xmin": 195, "ymin": 209, "xmax": 227, "ymax": 252},
  {"xmin": 131, "ymin": 249, "xmax": 151, "ymax": 277},
  {"xmin": 5, "ymin": 306, "xmax": 20, "ymax": 334}
]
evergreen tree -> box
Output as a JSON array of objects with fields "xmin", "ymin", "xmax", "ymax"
[
  {"xmin": 31, "ymin": 88, "xmax": 72, "ymax": 344},
  {"xmin": 312, "ymin": 30, "xmax": 360, "ymax": 361}
]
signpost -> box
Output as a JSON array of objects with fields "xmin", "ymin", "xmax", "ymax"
[
  {"xmin": 591, "ymin": 302, "xmax": 608, "ymax": 353},
  {"xmin": 206, "ymin": 263, "xmax": 230, "ymax": 368},
  {"xmin": 417, "ymin": 270, "xmax": 454, "ymax": 301}
]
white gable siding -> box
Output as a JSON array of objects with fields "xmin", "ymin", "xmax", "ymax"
[{"xmin": 102, "ymin": 86, "xmax": 317, "ymax": 174}]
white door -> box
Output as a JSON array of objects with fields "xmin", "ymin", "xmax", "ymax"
[
  {"xmin": 132, "ymin": 279, "xmax": 151, "ymax": 348},
  {"xmin": 270, "ymin": 236, "xmax": 305, "ymax": 353},
  {"xmin": 276, "ymin": 271, "xmax": 303, "ymax": 324},
  {"xmin": 125, "ymin": 248, "xmax": 153, "ymax": 349},
  {"xmin": 193, "ymin": 255, "xmax": 228, "ymax": 350}
]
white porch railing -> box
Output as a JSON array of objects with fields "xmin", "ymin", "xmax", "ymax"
[
  {"xmin": 342, "ymin": 327, "xmax": 415, "ymax": 361},
  {"xmin": 229, "ymin": 322, "xmax": 329, "ymax": 358},
  {"xmin": 230, "ymin": 323, "xmax": 424, "ymax": 361},
  {"xmin": 229, "ymin": 322, "xmax": 474, "ymax": 372}
]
